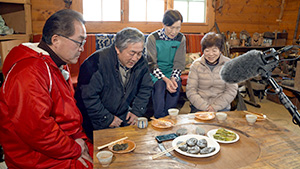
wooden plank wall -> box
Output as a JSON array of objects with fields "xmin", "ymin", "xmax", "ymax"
[
  {"xmin": 31, "ymin": 0, "xmax": 300, "ymax": 45},
  {"xmin": 31, "ymin": 0, "xmax": 65, "ymax": 35},
  {"xmin": 215, "ymin": 0, "xmax": 300, "ymax": 45}
]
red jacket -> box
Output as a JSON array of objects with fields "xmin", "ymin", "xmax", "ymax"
[{"xmin": 0, "ymin": 44, "xmax": 92, "ymax": 168}]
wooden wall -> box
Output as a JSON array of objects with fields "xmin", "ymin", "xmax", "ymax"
[
  {"xmin": 215, "ymin": 0, "xmax": 300, "ymax": 45},
  {"xmin": 31, "ymin": 0, "xmax": 65, "ymax": 35},
  {"xmin": 31, "ymin": 0, "xmax": 300, "ymax": 45}
]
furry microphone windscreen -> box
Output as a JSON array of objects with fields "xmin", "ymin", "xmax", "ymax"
[{"xmin": 220, "ymin": 50, "xmax": 264, "ymax": 83}]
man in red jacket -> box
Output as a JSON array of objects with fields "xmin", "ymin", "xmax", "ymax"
[{"xmin": 0, "ymin": 9, "xmax": 93, "ymax": 168}]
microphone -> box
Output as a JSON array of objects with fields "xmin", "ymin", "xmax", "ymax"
[
  {"xmin": 220, "ymin": 46, "xmax": 293, "ymax": 83},
  {"xmin": 221, "ymin": 45, "xmax": 300, "ymax": 126},
  {"xmin": 220, "ymin": 50, "xmax": 266, "ymax": 83}
]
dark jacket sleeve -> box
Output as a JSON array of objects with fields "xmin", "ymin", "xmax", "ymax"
[
  {"xmin": 75, "ymin": 55, "xmax": 114, "ymax": 131},
  {"xmin": 130, "ymin": 58, "xmax": 153, "ymax": 116}
]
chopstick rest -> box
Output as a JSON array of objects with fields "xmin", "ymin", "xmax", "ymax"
[{"xmin": 97, "ymin": 136, "xmax": 128, "ymax": 150}]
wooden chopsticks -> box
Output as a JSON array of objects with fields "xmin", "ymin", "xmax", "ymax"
[
  {"xmin": 243, "ymin": 110, "xmax": 264, "ymax": 116},
  {"xmin": 97, "ymin": 136, "xmax": 128, "ymax": 150},
  {"xmin": 152, "ymin": 142, "xmax": 185, "ymax": 159},
  {"xmin": 244, "ymin": 110, "xmax": 267, "ymax": 120}
]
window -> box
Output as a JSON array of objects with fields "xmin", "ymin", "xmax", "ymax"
[
  {"xmin": 83, "ymin": 0, "xmax": 121, "ymax": 21},
  {"xmin": 129, "ymin": 0, "xmax": 164, "ymax": 22},
  {"xmin": 74, "ymin": 0, "xmax": 214, "ymax": 33},
  {"xmin": 174, "ymin": 0, "xmax": 206, "ymax": 23}
]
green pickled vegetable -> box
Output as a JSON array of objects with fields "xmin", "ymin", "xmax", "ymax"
[{"xmin": 213, "ymin": 128, "xmax": 236, "ymax": 141}]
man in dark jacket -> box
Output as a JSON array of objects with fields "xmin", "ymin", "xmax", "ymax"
[{"xmin": 75, "ymin": 27, "xmax": 153, "ymax": 140}]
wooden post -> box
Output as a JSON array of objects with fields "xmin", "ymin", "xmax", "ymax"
[
  {"xmin": 166, "ymin": 0, "xmax": 173, "ymax": 10},
  {"xmin": 294, "ymin": 61, "xmax": 300, "ymax": 90}
]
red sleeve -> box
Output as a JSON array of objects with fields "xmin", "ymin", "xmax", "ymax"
[{"xmin": 5, "ymin": 59, "xmax": 81, "ymax": 160}]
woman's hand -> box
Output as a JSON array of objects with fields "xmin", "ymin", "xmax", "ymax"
[
  {"xmin": 163, "ymin": 77, "xmax": 177, "ymax": 93},
  {"xmin": 206, "ymin": 105, "xmax": 215, "ymax": 112},
  {"xmin": 75, "ymin": 138, "xmax": 93, "ymax": 168},
  {"xmin": 170, "ymin": 77, "xmax": 178, "ymax": 89}
]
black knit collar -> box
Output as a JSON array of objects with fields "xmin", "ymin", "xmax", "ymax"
[{"xmin": 38, "ymin": 41, "xmax": 66, "ymax": 68}]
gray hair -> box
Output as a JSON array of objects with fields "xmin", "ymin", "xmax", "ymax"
[{"xmin": 115, "ymin": 27, "xmax": 145, "ymax": 52}]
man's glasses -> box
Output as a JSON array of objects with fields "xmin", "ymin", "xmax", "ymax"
[{"xmin": 57, "ymin": 34, "xmax": 86, "ymax": 48}]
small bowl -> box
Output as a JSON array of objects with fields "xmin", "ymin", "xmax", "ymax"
[
  {"xmin": 216, "ymin": 112, "xmax": 227, "ymax": 123},
  {"xmin": 96, "ymin": 150, "xmax": 113, "ymax": 167},
  {"xmin": 246, "ymin": 114, "xmax": 257, "ymax": 125},
  {"xmin": 168, "ymin": 108, "xmax": 179, "ymax": 119}
]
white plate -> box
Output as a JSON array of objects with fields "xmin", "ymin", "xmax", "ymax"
[
  {"xmin": 172, "ymin": 134, "xmax": 220, "ymax": 158},
  {"xmin": 207, "ymin": 129, "xmax": 239, "ymax": 144}
]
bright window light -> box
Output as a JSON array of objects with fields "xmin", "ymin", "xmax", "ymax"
[
  {"xmin": 174, "ymin": 1, "xmax": 188, "ymax": 22},
  {"xmin": 174, "ymin": 0, "xmax": 206, "ymax": 23},
  {"xmin": 83, "ymin": 0, "xmax": 121, "ymax": 21},
  {"xmin": 129, "ymin": 0, "xmax": 164, "ymax": 22},
  {"xmin": 129, "ymin": 0, "xmax": 146, "ymax": 21}
]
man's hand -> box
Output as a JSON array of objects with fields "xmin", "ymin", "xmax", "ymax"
[
  {"xmin": 163, "ymin": 77, "xmax": 177, "ymax": 93},
  {"xmin": 109, "ymin": 116, "xmax": 123, "ymax": 128},
  {"xmin": 75, "ymin": 138, "xmax": 92, "ymax": 168},
  {"xmin": 126, "ymin": 112, "xmax": 138, "ymax": 125}
]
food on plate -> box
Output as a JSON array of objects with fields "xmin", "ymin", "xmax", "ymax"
[
  {"xmin": 156, "ymin": 119, "xmax": 173, "ymax": 126},
  {"xmin": 177, "ymin": 138, "xmax": 215, "ymax": 155},
  {"xmin": 112, "ymin": 143, "xmax": 128, "ymax": 151},
  {"xmin": 108, "ymin": 140, "xmax": 136, "ymax": 153},
  {"xmin": 195, "ymin": 127, "xmax": 205, "ymax": 135},
  {"xmin": 151, "ymin": 118, "xmax": 175, "ymax": 128},
  {"xmin": 200, "ymin": 147, "xmax": 216, "ymax": 154},
  {"xmin": 188, "ymin": 146, "xmax": 200, "ymax": 154},
  {"xmin": 186, "ymin": 138, "xmax": 198, "ymax": 146},
  {"xmin": 176, "ymin": 128, "xmax": 188, "ymax": 136},
  {"xmin": 195, "ymin": 112, "xmax": 215, "ymax": 120},
  {"xmin": 213, "ymin": 128, "xmax": 237, "ymax": 141},
  {"xmin": 177, "ymin": 141, "xmax": 188, "ymax": 151},
  {"xmin": 197, "ymin": 113, "xmax": 209, "ymax": 118},
  {"xmin": 197, "ymin": 139, "xmax": 207, "ymax": 149}
]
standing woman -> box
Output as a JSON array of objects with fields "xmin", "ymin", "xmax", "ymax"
[
  {"xmin": 186, "ymin": 32, "xmax": 238, "ymax": 113},
  {"xmin": 146, "ymin": 10, "xmax": 186, "ymax": 118}
]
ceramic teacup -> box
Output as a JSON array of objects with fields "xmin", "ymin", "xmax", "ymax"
[
  {"xmin": 246, "ymin": 114, "xmax": 257, "ymax": 125},
  {"xmin": 96, "ymin": 150, "xmax": 113, "ymax": 167},
  {"xmin": 137, "ymin": 117, "xmax": 148, "ymax": 129},
  {"xmin": 168, "ymin": 108, "xmax": 179, "ymax": 119},
  {"xmin": 216, "ymin": 112, "xmax": 227, "ymax": 123}
]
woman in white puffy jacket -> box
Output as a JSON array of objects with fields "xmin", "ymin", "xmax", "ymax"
[{"xmin": 186, "ymin": 32, "xmax": 238, "ymax": 113}]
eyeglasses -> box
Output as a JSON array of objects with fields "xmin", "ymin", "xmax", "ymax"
[{"xmin": 57, "ymin": 34, "xmax": 86, "ymax": 48}]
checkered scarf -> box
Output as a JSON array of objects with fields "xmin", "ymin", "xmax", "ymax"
[{"xmin": 157, "ymin": 29, "xmax": 174, "ymax": 41}]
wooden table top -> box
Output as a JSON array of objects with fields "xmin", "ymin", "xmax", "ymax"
[{"xmin": 93, "ymin": 111, "xmax": 300, "ymax": 169}]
